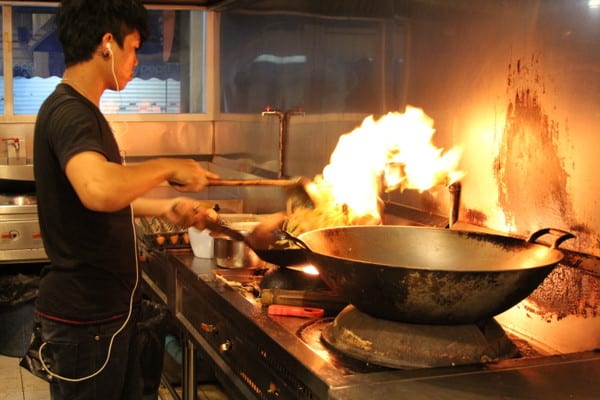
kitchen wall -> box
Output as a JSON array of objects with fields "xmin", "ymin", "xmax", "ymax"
[
  {"xmin": 383, "ymin": 0, "xmax": 600, "ymax": 353},
  {"xmin": 4, "ymin": 2, "xmax": 599, "ymax": 248},
  {"xmin": 400, "ymin": 1, "xmax": 599, "ymax": 249},
  {"xmin": 212, "ymin": 1, "xmax": 600, "ymax": 253}
]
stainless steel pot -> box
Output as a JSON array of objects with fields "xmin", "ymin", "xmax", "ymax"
[{"xmin": 212, "ymin": 222, "xmax": 260, "ymax": 268}]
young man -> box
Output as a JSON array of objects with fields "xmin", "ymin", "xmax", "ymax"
[{"xmin": 31, "ymin": 1, "xmax": 217, "ymax": 398}]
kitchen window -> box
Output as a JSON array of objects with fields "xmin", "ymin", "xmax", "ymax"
[
  {"xmin": 1, "ymin": 4, "xmax": 206, "ymax": 116},
  {"xmin": 219, "ymin": 12, "xmax": 407, "ymax": 114}
]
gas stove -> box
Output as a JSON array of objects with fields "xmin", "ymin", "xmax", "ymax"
[
  {"xmin": 0, "ymin": 194, "xmax": 47, "ymax": 263},
  {"xmin": 145, "ymin": 252, "xmax": 600, "ymax": 400}
]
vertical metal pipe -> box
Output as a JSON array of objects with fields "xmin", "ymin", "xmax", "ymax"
[
  {"xmin": 262, "ymin": 106, "xmax": 304, "ymax": 178},
  {"xmin": 181, "ymin": 336, "xmax": 197, "ymax": 400},
  {"xmin": 281, "ymin": 108, "xmax": 305, "ymax": 178},
  {"xmin": 261, "ymin": 107, "xmax": 285, "ymax": 178},
  {"xmin": 278, "ymin": 114, "xmax": 286, "ymax": 178},
  {"xmin": 448, "ymin": 181, "xmax": 462, "ymax": 228}
]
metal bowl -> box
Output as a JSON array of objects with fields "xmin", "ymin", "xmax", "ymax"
[{"xmin": 212, "ymin": 221, "xmax": 261, "ymax": 268}]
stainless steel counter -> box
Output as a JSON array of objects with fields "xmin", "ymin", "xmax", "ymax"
[{"xmin": 142, "ymin": 252, "xmax": 600, "ymax": 400}]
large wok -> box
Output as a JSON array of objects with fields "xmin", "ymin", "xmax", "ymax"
[{"xmin": 288, "ymin": 226, "xmax": 573, "ymax": 324}]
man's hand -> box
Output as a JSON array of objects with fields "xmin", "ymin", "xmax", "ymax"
[
  {"xmin": 167, "ymin": 160, "xmax": 219, "ymax": 192},
  {"xmin": 165, "ymin": 197, "xmax": 218, "ymax": 229}
]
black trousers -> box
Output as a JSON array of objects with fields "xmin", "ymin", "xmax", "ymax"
[{"xmin": 37, "ymin": 311, "xmax": 143, "ymax": 400}]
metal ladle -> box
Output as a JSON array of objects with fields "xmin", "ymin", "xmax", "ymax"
[{"xmin": 208, "ymin": 176, "xmax": 315, "ymax": 211}]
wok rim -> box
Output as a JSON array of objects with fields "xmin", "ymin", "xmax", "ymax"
[{"xmin": 298, "ymin": 225, "xmax": 566, "ymax": 272}]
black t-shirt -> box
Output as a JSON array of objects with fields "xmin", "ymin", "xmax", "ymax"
[{"xmin": 33, "ymin": 83, "xmax": 139, "ymax": 322}]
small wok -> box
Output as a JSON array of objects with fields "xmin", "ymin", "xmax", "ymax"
[
  {"xmin": 205, "ymin": 216, "xmax": 307, "ymax": 267},
  {"xmin": 252, "ymin": 248, "xmax": 307, "ymax": 267},
  {"xmin": 286, "ymin": 226, "xmax": 573, "ymax": 324}
]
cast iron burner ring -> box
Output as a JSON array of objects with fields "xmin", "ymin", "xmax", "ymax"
[{"xmin": 320, "ymin": 305, "xmax": 518, "ymax": 369}]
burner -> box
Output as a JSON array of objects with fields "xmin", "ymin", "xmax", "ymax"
[
  {"xmin": 260, "ymin": 265, "xmax": 327, "ymax": 291},
  {"xmin": 321, "ymin": 305, "xmax": 518, "ymax": 369}
]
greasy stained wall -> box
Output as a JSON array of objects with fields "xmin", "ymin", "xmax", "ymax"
[
  {"xmin": 394, "ymin": 0, "xmax": 600, "ymax": 352},
  {"xmin": 392, "ymin": 1, "xmax": 598, "ymax": 251}
]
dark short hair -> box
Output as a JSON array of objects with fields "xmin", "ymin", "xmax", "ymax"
[{"xmin": 57, "ymin": 0, "xmax": 149, "ymax": 67}]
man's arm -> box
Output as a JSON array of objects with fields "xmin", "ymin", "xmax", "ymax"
[
  {"xmin": 132, "ymin": 197, "xmax": 216, "ymax": 230},
  {"xmin": 65, "ymin": 151, "xmax": 218, "ymax": 212}
]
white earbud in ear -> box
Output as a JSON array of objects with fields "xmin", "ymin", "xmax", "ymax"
[{"xmin": 105, "ymin": 42, "xmax": 112, "ymax": 57}]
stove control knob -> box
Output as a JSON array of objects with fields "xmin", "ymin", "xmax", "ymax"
[
  {"xmin": 2, "ymin": 230, "xmax": 20, "ymax": 239},
  {"xmin": 200, "ymin": 323, "xmax": 217, "ymax": 334},
  {"xmin": 268, "ymin": 382, "xmax": 279, "ymax": 396},
  {"xmin": 219, "ymin": 340, "xmax": 232, "ymax": 353}
]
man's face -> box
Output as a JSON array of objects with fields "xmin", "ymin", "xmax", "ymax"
[{"xmin": 110, "ymin": 31, "xmax": 141, "ymax": 91}]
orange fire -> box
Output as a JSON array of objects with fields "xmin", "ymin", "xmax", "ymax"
[{"xmin": 295, "ymin": 106, "xmax": 463, "ymax": 230}]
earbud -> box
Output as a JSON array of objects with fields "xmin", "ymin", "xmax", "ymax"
[{"xmin": 104, "ymin": 42, "xmax": 112, "ymax": 58}]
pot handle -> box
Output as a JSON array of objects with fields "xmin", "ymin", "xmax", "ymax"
[
  {"xmin": 527, "ymin": 228, "xmax": 575, "ymax": 248},
  {"xmin": 272, "ymin": 229, "xmax": 312, "ymax": 251}
]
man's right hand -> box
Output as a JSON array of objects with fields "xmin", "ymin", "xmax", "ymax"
[{"xmin": 167, "ymin": 159, "xmax": 219, "ymax": 192}]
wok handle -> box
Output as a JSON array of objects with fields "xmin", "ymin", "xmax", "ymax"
[
  {"xmin": 204, "ymin": 219, "xmax": 247, "ymax": 242},
  {"xmin": 527, "ymin": 228, "xmax": 575, "ymax": 248},
  {"xmin": 272, "ymin": 229, "xmax": 311, "ymax": 251}
]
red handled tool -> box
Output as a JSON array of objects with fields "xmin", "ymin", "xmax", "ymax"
[{"xmin": 267, "ymin": 304, "xmax": 324, "ymax": 318}]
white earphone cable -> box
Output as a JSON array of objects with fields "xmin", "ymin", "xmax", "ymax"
[
  {"xmin": 38, "ymin": 243, "xmax": 139, "ymax": 382},
  {"xmin": 108, "ymin": 44, "xmax": 129, "ymax": 136}
]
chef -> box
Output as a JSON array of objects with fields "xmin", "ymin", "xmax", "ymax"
[{"xmin": 28, "ymin": 0, "xmax": 216, "ymax": 398}]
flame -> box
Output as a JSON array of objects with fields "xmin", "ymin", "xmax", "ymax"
[
  {"xmin": 288, "ymin": 264, "xmax": 320, "ymax": 275},
  {"xmin": 299, "ymin": 106, "xmax": 464, "ymax": 228}
]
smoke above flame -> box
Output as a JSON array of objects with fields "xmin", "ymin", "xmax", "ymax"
[{"xmin": 305, "ymin": 106, "xmax": 464, "ymax": 225}]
